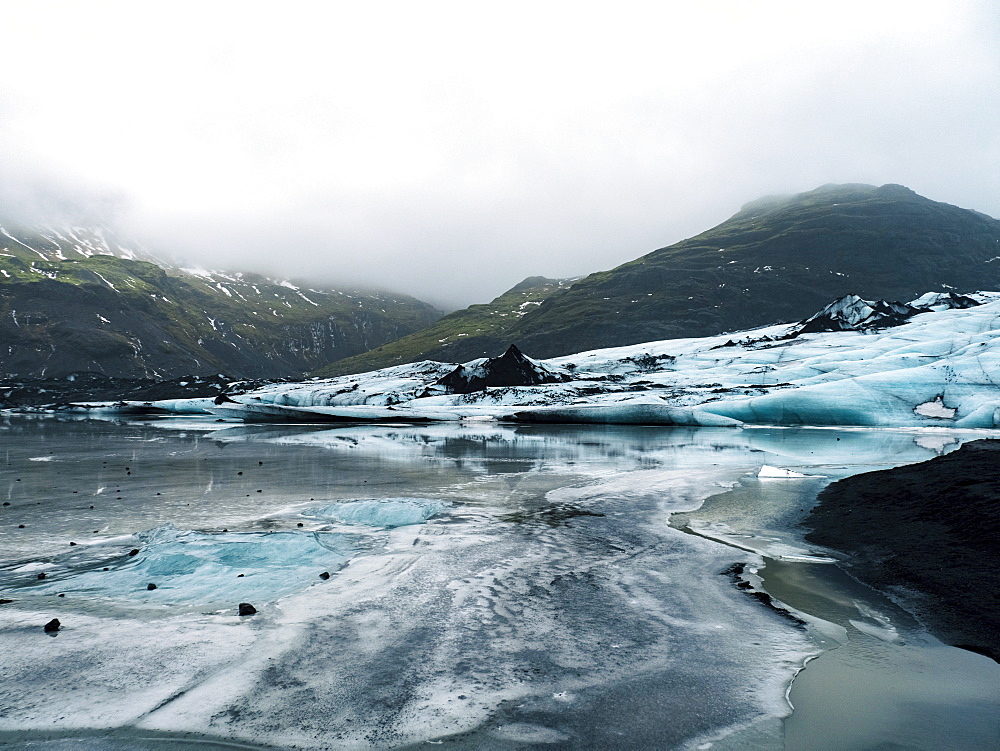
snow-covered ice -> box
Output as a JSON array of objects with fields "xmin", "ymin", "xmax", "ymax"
[{"xmin": 99, "ymin": 290, "xmax": 1000, "ymax": 432}]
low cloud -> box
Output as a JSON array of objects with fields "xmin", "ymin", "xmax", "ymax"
[{"xmin": 0, "ymin": 2, "xmax": 997, "ymax": 309}]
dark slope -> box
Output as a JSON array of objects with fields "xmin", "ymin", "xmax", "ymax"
[
  {"xmin": 805, "ymin": 440, "xmax": 1000, "ymax": 661},
  {"xmin": 0, "ymin": 225, "xmax": 441, "ymax": 379},
  {"xmin": 501, "ymin": 184, "xmax": 1000, "ymax": 357},
  {"xmin": 315, "ymin": 277, "xmax": 575, "ymax": 377}
]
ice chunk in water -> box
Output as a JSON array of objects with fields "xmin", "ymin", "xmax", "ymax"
[
  {"xmin": 307, "ymin": 497, "xmax": 450, "ymax": 527},
  {"xmin": 757, "ymin": 465, "xmax": 814, "ymax": 478},
  {"xmin": 31, "ymin": 524, "xmax": 352, "ymax": 609}
]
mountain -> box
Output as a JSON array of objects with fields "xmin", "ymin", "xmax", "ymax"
[
  {"xmin": 497, "ymin": 184, "xmax": 1000, "ymax": 357},
  {"xmin": 8, "ymin": 183, "xmax": 997, "ymax": 378},
  {"xmin": 336, "ymin": 183, "xmax": 1000, "ymax": 369},
  {"xmin": 315, "ymin": 276, "xmax": 577, "ymax": 377},
  {"xmin": 0, "ymin": 223, "xmax": 441, "ymax": 378}
]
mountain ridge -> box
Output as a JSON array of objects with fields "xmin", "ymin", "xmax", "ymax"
[
  {"xmin": 384, "ymin": 183, "xmax": 1000, "ymax": 365},
  {"xmin": 0, "ymin": 222, "xmax": 442, "ymax": 378},
  {"xmin": 501, "ymin": 183, "xmax": 1000, "ymax": 358},
  {"xmin": 4, "ymin": 183, "xmax": 998, "ymax": 379}
]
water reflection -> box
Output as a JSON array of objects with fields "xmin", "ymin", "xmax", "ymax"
[{"xmin": 197, "ymin": 420, "xmax": 986, "ymax": 473}]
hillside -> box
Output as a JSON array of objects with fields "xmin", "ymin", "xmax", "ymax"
[
  {"xmin": 496, "ymin": 184, "xmax": 1000, "ymax": 357},
  {"xmin": 0, "ymin": 223, "xmax": 441, "ymax": 378},
  {"xmin": 316, "ymin": 276, "xmax": 576, "ymax": 376},
  {"xmin": 344, "ymin": 183, "xmax": 999, "ymax": 367},
  {"xmin": 6, "ymin": 183, "xmax": 998, "ymax": 378}
]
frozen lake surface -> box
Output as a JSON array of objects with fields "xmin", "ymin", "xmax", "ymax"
[{"xmin": 1, "ymin": 416, "xmax": 998, "ymax": 749}]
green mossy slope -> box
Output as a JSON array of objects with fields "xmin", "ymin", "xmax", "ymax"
[{"xmin": 0, "ymin": 236, "xmax": 440, "ymax": 378}]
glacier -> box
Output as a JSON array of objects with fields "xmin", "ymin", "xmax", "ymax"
[{"xmin": 94, "ymin": 290, "xmax": 1000, "ymax": 431}]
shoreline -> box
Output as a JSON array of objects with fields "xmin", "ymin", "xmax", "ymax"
[
  {"xmin": 804, "ymin": 439, "xmax": 1000, "ymax": 662},
  {"xmin": 672, "ymin": 454, "xmax": 1000, "ymax": 750}
]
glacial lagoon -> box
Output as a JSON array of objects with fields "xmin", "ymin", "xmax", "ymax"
[{"xmin": 1, "ymin": 416, "xmax": 998, "ymax": 749}]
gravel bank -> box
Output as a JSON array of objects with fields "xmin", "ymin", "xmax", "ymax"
[{"xmin": 805, "ymin": 439, "xmax": 1000, "ymax": 661}]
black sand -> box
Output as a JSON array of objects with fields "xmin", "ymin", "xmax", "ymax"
[{"xmin": 805, "ymin": 439, "xmax": 1000, "ymax": 661}]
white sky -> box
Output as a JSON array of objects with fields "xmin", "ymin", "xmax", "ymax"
[{"xmin": 1, "ymin": 1, "xmax": 997, "ymax": 308}]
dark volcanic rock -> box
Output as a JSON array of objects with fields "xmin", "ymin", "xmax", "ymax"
[
  {"xmin": 435, "ymin": 344, "xmax": 571, "ymax": 394},
  {"xmin": 805, "ymin": 440, "xmax": 1000, "ymax": 661},
  {"xmin": 913, "ymin": 291, "xmax": 982, "ymax": 311},
  {"xmin": 793, "ymin": 294, "xmax": 922, "ymax": 334},
  {"xmin": 316, "ymin": 276, "xmax": 577, "ymax": 377},
  {"xmin": 238, "ymin": 602, "xmax": 257, "ymax": 616},
  {"xmin": 43, "ymin": 618, "xmax": 60, "ymax": 633}
]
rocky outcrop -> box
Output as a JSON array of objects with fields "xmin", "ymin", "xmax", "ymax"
[
  {"xmin": 435, "ymin": 345, "xmax": 571, "ymax": 394},
  {"xmin": 794, "ymin": 295, "xmax": 921, "ymax": 334}
]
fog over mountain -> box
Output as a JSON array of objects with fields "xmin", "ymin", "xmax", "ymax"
[{"xmin": 1, "ymin": 1, "xmax": 997, "ymax": 308}]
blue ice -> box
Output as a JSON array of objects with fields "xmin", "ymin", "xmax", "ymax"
[
  {"xmin": 32, "ymin": 524, "xmax": 352, "ymax": 608},
  {"xmin": 307, "ymin": 498, "xmax": 451, "ymax": 527}
]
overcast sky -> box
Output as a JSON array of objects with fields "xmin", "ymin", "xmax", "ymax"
[{"xmin": 1, "ymin": 1, "xmax": 997, "ymax": 309}]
